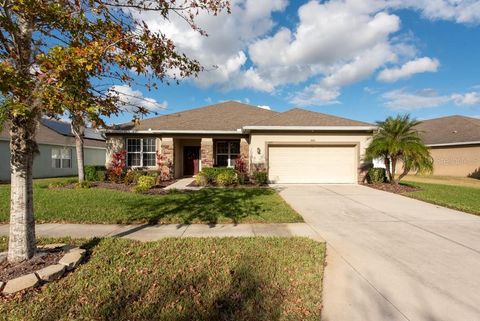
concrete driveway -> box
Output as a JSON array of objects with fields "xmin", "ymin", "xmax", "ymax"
[{"xmin": 277, "ymin": 184, "xmax": 480, "ymax": 321}]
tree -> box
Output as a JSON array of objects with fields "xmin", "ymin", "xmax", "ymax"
[
  {"xmin": 366, "ymin": 114, "xmax": 433, "ymax": 184},
  {"xmin": 1, "ymin": 0, "xmax": 229, "ymax": 262}
]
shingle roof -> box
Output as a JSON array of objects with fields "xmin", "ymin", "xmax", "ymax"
[
  {"xmin": 115, "ymin": 101, "xmax": 278, "ymax": 131},
  {"xmin": 416, "ymin": 115, "xmax": 480, "ymax": 145},
  {"xmin": 250, "ymin": 108, "xmax": 373, "ymax": 127},
  {"xmin": 113, "ymin": 102, "xmax": 372, "ymax": 132}
]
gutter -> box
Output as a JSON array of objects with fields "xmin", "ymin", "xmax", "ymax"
[
  {"xmin": 427, "ymin": 141, "xmax": 480, "ymax": 147},
  {"xmin": 104, "ymin": 125, "xmax": 377, "ymax": 135},
  {"xmin": 103, "ymin": 129, "xmax": 244, "ymax": 135},
  {"xmin": 242, "ymin": 125, "xmax": 377, "ymax": 131}
]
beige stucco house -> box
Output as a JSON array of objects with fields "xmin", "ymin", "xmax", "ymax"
[
  {"xmin": 104, "ymin": 101, "xmax": 376, "ymax": 184},
  {"xmin": 0, "ymin": 118, "xmax": 106, "ymax": 181},
  {"xmin": 415, "ymin": 115, "xmax": 480, "ymax": 177}
]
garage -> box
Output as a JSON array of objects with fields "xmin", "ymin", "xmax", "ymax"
[{"xmin": 268, "ymin": 145, "xmax": 357, "ymax": 184}]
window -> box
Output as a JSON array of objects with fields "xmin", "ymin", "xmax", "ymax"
[
  {"xmin": 215, "ymin": 141, "xmax": 240, "ymax": 167},
  {"xmin": 126, "ymin": 138, "xmax": 156, "ymax": 167},
  {"xmin": 51, "ymin": 148, "xmax": 72, "ymax": 169}
]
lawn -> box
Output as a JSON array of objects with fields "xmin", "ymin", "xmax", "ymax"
[
  {"xmin": 403, "ymin": 175, "xmax": 480, "ymax": 189},
  {"xmin": 403, "ymin": 180, "xmax": 480, "ymax": 215},
  {"xmin": 0, "ymin": 178, "xmax": 303, "ymax": 224},
  {"xmin": 0, "ymin": 237, "xmax": 326, "ymax": 321}
]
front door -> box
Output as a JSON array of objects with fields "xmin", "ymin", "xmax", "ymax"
[{"xmin": 183, "ymin": 146, "xmax": 200, "ymax": 176}]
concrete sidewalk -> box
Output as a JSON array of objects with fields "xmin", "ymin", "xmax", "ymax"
[{"xmin": 0, "ymin": 222, "xmax": 324, "ymax": 242}]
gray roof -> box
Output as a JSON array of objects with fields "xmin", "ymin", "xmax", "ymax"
[
  {"xmin": 41, "ymin": 118, "xmax": 105, "ymax": 141},
  {"xmin": 114, "ymin": 101, "xmax": 278, "ymax": 131},
  {"xmin": 250, "ymin": 108, "xmax": 373, "ymax": 127},
  {"xmin": 112, "ymin": 101, "xmax": 371, "ymax": 132},
  {"xmin": 416, "ymin": 115, "xmax": 480, "ymax": 145}
]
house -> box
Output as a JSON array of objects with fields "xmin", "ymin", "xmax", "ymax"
[
  {"xmin": 415, "ymin": 115, "xmax": 480, "ymax": 177},
  {"xmin": 105, "ymin": 101, "xmax": 376, "ymax": 184},
  {"xmin": 0, "ymin": 118, "xmax": 106, "ymax": 181}
]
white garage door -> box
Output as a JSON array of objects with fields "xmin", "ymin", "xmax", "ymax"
[{"xmin": 268, "ymin": 145, "xmax": 357, "ymax": 184}]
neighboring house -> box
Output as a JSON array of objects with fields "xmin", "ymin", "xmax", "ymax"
[
  {"xmin": 415, "ymin": 115, "xmax": 480, "ymax": 177},
  {"xmin": 105, "ymin": 101, "xmax": 376, "ymax": 184},
  {"xmin": 0, "ymin": 118, "xmax": 106, "ymax": 181}
]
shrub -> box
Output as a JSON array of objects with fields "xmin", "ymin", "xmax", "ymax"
[
  {"xmin": 195, "ymin": 172, "xmax": 209, "ymax": 186},
  {"xmin": 107, "ymin": 150, "xmax": 127, "ymax": 183},
  {"xmin": 75, "ymin": 181, "xmax": 92, "ymax": 189},
  {"xmin": 124, "ymin": 169, "xmax": 141, "ymax": 185},
  {"xmin": 366, "ymin": 168, "xmax": 386, "ymax": 184},
  {"xmin": 253, "ymin": 171, "xmax": 268, "ymax": 186},
  {"xmin": 132, "ymin": 175, "xmax": 156, "ymax": 193},
  {"xmin": 216, "ymin": 170, "xmax": 238, "ymax": 186},
  {"xmin": 96, "ymin": 170, "xmax": 106, "ymax": 182},
  {"xmin": 201, "ymin": 167, "xmax": 218, "ymax": 183},
  {"xmin": 234, "ymin": 155, "xmax": 248, "ymax": 174},
  {"xmin": 85, "ymin": 165, "xmax": 107, "ymax": 181}
]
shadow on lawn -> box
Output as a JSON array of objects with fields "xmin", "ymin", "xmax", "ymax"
[
  {"xmin": 124, "ymin": 188, "xmax": 273, "ymax": 225},
  {"xmin": 96, "ymin": 255, "xmax": 283, "ymax": 321}
]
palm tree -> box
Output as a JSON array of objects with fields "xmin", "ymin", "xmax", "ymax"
[{"xmin": 366, "ymin": 114, "xmax": 433, "ymax": 184}]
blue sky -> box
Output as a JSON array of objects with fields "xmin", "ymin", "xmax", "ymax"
[{"xmin": 109, "ymin": 0, "xmax": 480, "ymax": 125}]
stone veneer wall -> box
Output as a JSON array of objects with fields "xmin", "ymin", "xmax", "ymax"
[
  {"xmin": 240, "ymin": 138, "xmax": 250, "ymax": 172},
  {"xmin": 160, "ymin": 138, "xmax": 174, "ymax": 178},
  {"xmin": 201, "ymin": 138, "xmax": 214, "ymax": 168},
  {"xmin": 105, "ymin": 136, "xmax": 125, "ymax": 168}
]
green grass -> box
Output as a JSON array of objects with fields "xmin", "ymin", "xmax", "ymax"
[
  {"xmin": 0, "ymin": 237, "xmax": 326, "ymax": 321},
  {"xmin": 0, "ymin": 177, "xmax": 302, "ymax": 224},
  {"xmin": 403, "ymin": 181, "xmax": 480, "ymax": 215},
  {"xmin": 404, "ymin": 175, "xmax": 480, "ymax": 189}
]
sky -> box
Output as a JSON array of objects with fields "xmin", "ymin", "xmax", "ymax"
[{"xmin": 108, "ymin": 0, "xmax": 480, "ymax": 125}]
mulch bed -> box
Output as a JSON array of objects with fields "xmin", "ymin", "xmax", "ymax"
[
  {"xmin": 50, "ymin": 180, "xmax": 177, "ymax": 194},
  {"xmin": 0, "ymin": 250, "xmax": 64, "ymax": 282},
  {"xmin": 187, "ymin": 180, "xmax": 266, "ymax": 188},
  {"xmin": 363, "ymin": 182, "xmax": 419, "ymax": 194}
]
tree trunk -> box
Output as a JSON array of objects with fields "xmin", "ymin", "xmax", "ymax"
[
  {"xmin": 71, "ymin": 116, "xmax": 85, "ymax": 182},
  {"xmin": 390, "ymin": 157, "xmax": 398, "ymax": 185},
  {"xmin": 384, "ymin": 156, "xmax": 392, "ymax": 183},
  {"xmin": 8, "ymin": 116, "xmax": 37, "ymax": 262}
]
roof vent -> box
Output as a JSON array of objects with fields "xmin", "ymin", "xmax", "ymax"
[{"xmin": 452, "ymin": 130, "xmax": 458, "ymax": 134}]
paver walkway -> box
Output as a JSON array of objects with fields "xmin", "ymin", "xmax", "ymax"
[
  {"xmin": 164, "ymin": 177, "xmax": 199, "ymax": 190},
  {"xmin": 277, "ymin": 184, "xmax": 480, "ymax": 321},
  {"xmin": 0, "ymin": 222, "xmax": 323, "ymax": 241}
]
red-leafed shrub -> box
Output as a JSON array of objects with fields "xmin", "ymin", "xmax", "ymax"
[{"xmin": 107, "ymin": 150, "xmax": 127, "ymax": 183}]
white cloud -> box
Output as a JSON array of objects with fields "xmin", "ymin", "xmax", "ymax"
[
  {"xmin": 451, "ymin": 92, "xmax": 480, "ymax": 106},
  {"xmin": 377, "ymin": 57, "xmax": 439, "ymax": 82},
  {"xmin": 383, "ymin": 88, "xmax": 480, "ymax": 110},
  {"xmin": 382, "ymin": 88, "xmax": 450, "ymax": 110},
  {"xmin": 109, "ymin": 85, "xmax": 167, "ymax": 113},
  {"xmin": 257, "ymin": 105, "xmax": 271, "ymax": 110},
  {"xmin": 128, "ymin": 0, "xmax": 480, "ymax": 105}
]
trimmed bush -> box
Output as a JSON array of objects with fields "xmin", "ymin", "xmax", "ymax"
[
  {"xmin": 216, "ymin": 170, "xmax": 238, "ymax": 186},
  {"xmin": 253, "ymin": 171, "xmax": 268, "ymax": 186},
  {"xmin": 96, "ymin": 170, "xmax": 106, "ymax": 182},
  {"xmin": 200, "ymin": 167, "xmax": 218, "ymax": 184},
  {"xmin": 366, "ymin": 168, "xmax": 386, "ymax": 184},
  {"xmin": 75, "ymin": 181, "xmax": 92, "ymax": 189},
  {"xmin": 85, "ymin": 165, "xmax": 107, "ymax": 181},
  {"xmin": 195, "ymin": 172, "xmax": 209, "ymax": 186},
  {"xmin": 133, "ymin": 175, "xmax": 156, "ymax": 193}
]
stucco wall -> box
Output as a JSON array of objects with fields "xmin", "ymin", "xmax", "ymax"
[
  {"xmin": 0, "ymin": 140, "xmax": 106, "ymax": 181},
  {"xmin": 249, "ymin": 132, "xmax": 372, "ymax": 169},
  {"xmin": 429, "ymin": 145, "xmax": 480, "ymax": 177}
]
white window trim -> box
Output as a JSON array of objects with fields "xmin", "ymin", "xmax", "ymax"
[
  {"xmin": 126, "ymin": 138, "xmax": 156, "ymax": 168},
  {"xmin": 216, "ymin": 141, "xmax": 240, "ymax": 168},
  {"xmin": 51, "ymin": 147, "xmax": 72, "ymax": 169}
]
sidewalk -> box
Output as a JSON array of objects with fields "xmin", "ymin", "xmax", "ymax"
[{"xmin": 0, "ymin": 223, "xmax": 324, "ymax": 242}]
